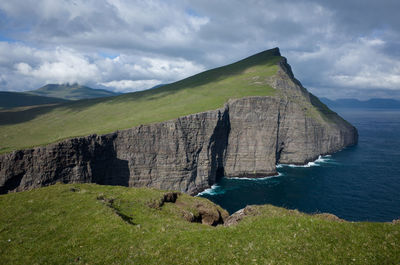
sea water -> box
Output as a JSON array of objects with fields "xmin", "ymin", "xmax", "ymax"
[{"xmin": 199, "ymin": 108, "xmax": 400, "ymax": 222}]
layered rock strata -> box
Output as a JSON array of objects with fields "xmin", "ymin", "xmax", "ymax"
[{"xmin": 0, "ymin": 59, "xmax": 358, "ymax": 195}]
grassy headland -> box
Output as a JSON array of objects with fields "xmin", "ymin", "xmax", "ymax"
[
  {"xmin": 0, "ymin": 49, "xmax": 280, "ymax": 153},
  {"xmin": 0, "ymin": 184, "xmax": 398, "ymax": 264}
]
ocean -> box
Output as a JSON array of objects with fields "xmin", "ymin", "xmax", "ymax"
[{"xmin": 199, "ymin": 108, "xmax": 400, "ymax": 222}]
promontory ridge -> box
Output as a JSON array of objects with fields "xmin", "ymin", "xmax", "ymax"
[{"xmin": 0, "ymin": 48, "xmax": 358, "ymax": 194}]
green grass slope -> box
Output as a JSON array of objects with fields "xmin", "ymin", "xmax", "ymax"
[
  {"xmin": 0, "ymin": 91, "xmax": 68, "ymax": 109},
  {"xmin": 27, "ymin": 84, "xmax": 120, "ymax": 100},
  {"xmin": 0, "ymin": 184, "xmax": 398, "ymax": 264},
  {"xmin": 0, "ymin": 48, "xmax": 281, "ymax": 153}
]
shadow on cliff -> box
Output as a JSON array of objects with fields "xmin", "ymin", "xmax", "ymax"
[
  {"xmin": 208, "ymin": 108, "xmax": 231, "ymax": 186},
  {"xmin": 0, "ymin": 135, "xmax": 131, "ymax": 194},
  {"xmin": 0, "ymin": 173, "xmax": 24, "ymax": 194},
  {"xmin": 89, "ymin": 137, "xmax": 131, "ymax": 187},
  {"xmin": 91, "ymin": 157, "xmax": 130, "ymax": 187},
  {"xmin": 0, "ymin": 156, "xmax": 131, "ymax": 194}
]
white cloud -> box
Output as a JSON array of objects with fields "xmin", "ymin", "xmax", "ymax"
[
  {"xmin": 0, "ymin": 0, "xmax": 400, "ymax": 98},
  {"xmin": 13, "ymin": 48, "xmax": 100, "ymax": 84},
  {"xmin": 14, "ymin": 62, "xmax": 32, "ymax": 75},
  {"xmin": 139, "ymin": 57, "xmax": 204, "ymax": 80},
  {"xmin": 333, "ymin": 74, "xmax": 400, "ymax": 90},
  {"xmin": 188, "ymin": 16, "xmax": 210, "ymax": 31},
  {"xmin": 0, "ymin": 42, "xmax": 204, "ymax": 92},
  {"xmin": 285, "ymin": 36, "xmax": 400, "ymax": 99},
  {"xmin": 101, "ymin": 79, "xmax": 161, "ymax": 92}
]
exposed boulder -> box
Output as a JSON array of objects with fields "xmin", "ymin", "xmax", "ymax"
[
  {"xmin": 224, "ymin": 206, "xmax": 260, "ymax": 226},
  {"xmin": 315, "ymin": 213, "xmax": 346, "ymax": 222},
  {"xmin": 147, "ymin": 192, "xmax": 228, "ymax": 226}
]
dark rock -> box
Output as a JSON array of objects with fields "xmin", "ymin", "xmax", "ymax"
[
  {"xmin": 195, "ymin": 202, "xmax": 227, "ymax": 226},
  {"xmin": 163, "ymin": 192, "xmax": 180, "ymax": 203}
]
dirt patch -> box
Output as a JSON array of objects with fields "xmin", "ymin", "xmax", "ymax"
[{"xmin": 181, "ymin": 202, "xmax": 228, "ymax": 226}]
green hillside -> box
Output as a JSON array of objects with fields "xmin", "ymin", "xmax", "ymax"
[
  {"xmin": 27, "ymin": 84, "xmax": 120, "ymax": 100},
  {"xmin": 0, "ymin": 184, "xmax": 398, "ymax": 264},
  {"xmin": 0, "ymin": 91, "xmax": 68, "ymax": 109},
  {"xmin": 0, "ymin": 48, "xmax": 281, "ymax": 153}
]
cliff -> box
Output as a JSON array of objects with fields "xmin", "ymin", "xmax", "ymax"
[{"xmin": 0, "ymin": 50, "xmax": 358, "ymax": 195}]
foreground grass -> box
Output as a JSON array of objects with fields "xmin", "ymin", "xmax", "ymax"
[
  {"xmin": 0, "ymin": 49, "xmax": 280, "ymax": 153},
  {"xmin": 0, "ymin": 184, "xmax": 399, "ymax": 264}
]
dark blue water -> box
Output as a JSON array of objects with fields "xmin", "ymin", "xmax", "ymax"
[{"xmin": 199, "ymin": 108, "xmax": 400, "ymax": 222}]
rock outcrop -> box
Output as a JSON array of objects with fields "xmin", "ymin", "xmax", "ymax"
[
  {"xmin": 0, "ymin": 56, "xmax": 358, "ymax": 195},
  {"xmin": 224, "ymin": 206, "xmax": 260, "ymax": 226}
]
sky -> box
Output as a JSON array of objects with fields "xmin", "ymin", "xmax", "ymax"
[{"xmin": 0, "ymin": 0, "xmax": 399, "ymax": 100}]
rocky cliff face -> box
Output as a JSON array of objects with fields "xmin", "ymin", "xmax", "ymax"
[{"xmin": 0, "ymin": 58, "xmax": 358, "ymax": 195}]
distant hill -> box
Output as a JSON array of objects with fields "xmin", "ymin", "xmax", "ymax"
[
  {"xmin": 0, "ymin": 91, "xmax": 68, "ymax": 109},
  {"xmin": 27, "ymin": 84, "xmax": 120, "ymax": 100},
  {"xmin": 320, "ymin": 97, "xmax": 400, "ymax": 109}
]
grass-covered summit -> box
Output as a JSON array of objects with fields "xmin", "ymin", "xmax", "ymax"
[
  {"xmin": 0, "ymin": 48, "xmax": 281, "ymax": 153},
  {"xmin": 0, "ymin": 184, "xmax": 398, "ymax": 264}
]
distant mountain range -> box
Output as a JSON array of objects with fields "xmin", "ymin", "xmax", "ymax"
[
  {"xmin": 0, "ymin": 84, "xmax": 120, "ymax": 109},
  {"xmin": 27, "ymin": 84, "xmax": 120, "ymax": 101},
  {"xmin": 0, "ymin": 91, "xmax": 68, "ymax": 109},
  {"xmin": 320, "ymin": 97, "xmax": 400, "ymax": 109}
]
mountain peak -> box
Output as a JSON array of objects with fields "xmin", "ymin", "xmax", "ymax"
[
  {"xmin": 249, "ymin": 47, "xmax": 281, "ymax": 57},
  {"xmin": 267, "ymin": 47, "xmax": 281, "ymax": 56},
  {"xmin": 237, "ymin": 47, "xmax": 281, "ymax": 65}
]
